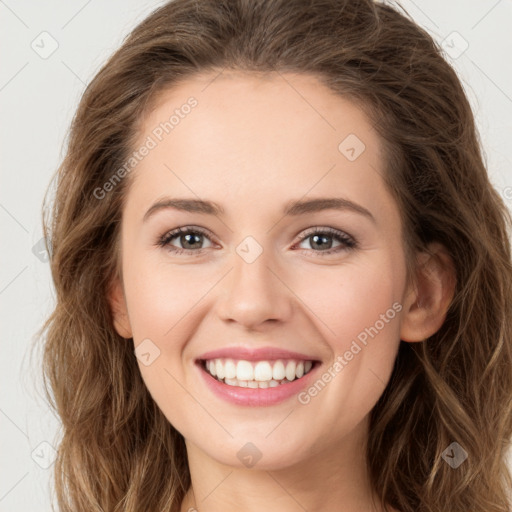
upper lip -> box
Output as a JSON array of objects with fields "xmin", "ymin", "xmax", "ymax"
[{"xmin": 197, "ymin": 346, "xmax": 321, "ymax": 362}]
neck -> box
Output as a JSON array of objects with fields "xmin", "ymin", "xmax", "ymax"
[{"xmin": 180, "ymin": 415, "xmax": 392, "ymax": 512}]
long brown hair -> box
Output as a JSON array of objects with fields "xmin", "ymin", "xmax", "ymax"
[{"xmin": 36, "ymin": 0, "xmax": 512, "ymax": 510}]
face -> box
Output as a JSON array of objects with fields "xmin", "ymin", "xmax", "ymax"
[{"xmin": 111, "ymin": 70, "xmax": 411, "ymax": 470}]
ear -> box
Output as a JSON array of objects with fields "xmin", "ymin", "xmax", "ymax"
[
  {"xmin": 400, "ymin": 242, "xmax": 456, "ymax": 342},
  {"xmin": 107, "ymin": 276, "xmax": 133, "ymax": 339}
]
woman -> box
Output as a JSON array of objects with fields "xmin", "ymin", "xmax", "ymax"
[{"xmin": 38, "ymin": 0, "xmax": 512, "ymax": 510}]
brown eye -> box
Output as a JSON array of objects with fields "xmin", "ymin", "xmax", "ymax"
[
  {"xmin": 294, "ymin": 227, "xmax": 357, "ymax": 256},
  {"xmin": 157, "ymin": 227, "xmax": 214, "ymax": 254}
]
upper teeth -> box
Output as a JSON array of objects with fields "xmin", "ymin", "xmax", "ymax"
[{"xmin": 205, "ymin": 358, "xmax": 314, "ymax": 382}]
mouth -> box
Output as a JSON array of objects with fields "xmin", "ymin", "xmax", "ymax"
[{"xmin": 197, "ymin": 357, "xmax": 319, "ymax": 388}]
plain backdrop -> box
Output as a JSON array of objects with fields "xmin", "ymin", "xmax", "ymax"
[{"xmin": 1, "ymin": 0, "xmax": 512, "ymax": 510}]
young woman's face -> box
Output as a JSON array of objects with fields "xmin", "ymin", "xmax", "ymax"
[{"xmin": 112, "ymin": 71, "xmax": 410, "ymax": 470}]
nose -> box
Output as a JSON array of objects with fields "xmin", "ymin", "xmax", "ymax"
[{"xmin": 214, "ymin": 244, "xmax": 294, "ymax": 331}]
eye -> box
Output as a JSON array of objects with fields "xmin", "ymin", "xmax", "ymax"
[
  {"xmin": 293, "ymin": 227, "xmax": 357, "ymax": 256},
  {"xmin": 156, "ymin": 225, "xmax": 357, "ymax": 257},
  {"xmin": 156, "ymin": 226, "xmax": 215, "ymax": 255}
]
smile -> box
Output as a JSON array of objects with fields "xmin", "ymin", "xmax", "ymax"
[{"xmin": 201, "ymin": 358, "xmax": 315, "ymax": 388}]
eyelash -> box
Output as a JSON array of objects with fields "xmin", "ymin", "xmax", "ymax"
[{"xmin": 155, "ymin": 225, "xmax": 357, "ymax": 257}]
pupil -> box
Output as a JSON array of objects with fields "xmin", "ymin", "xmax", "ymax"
[
  {"xmin": 182, "ymin": 233, "xmax": 202, "ymax": 249},
  {"xmin": 311, "ymin": 234, "xmax": 332, "ymax": 250}
]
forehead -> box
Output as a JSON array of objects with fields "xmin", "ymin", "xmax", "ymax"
[
  {"xmin": 137, "ymin": 70, "xmax": 382, "ymax": 158},
  {"xmin": 147, "ymin": 70, "xmax": 363, "ymax": 116},
  {"xmin": 128, "ymin": 70, "xmax": 391, "ymax": 222}
]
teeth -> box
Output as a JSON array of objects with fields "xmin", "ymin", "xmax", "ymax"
[
  {"xmin": 222, "ymin": 377, "xmax": 294, "ymax": 388},
  {"xmin": 254, "ymin": 361, "xmax": 273, "ymax": 381},
  {"xmin": 285, "ymin": 361, "xmax": 296, "ymax": 381},
  {"xmin": 202, "ymin": 357, "xmax": 316, "ymax": 387},
  {"xmin": 215, "ymin": 359, "xmax": 225, "ymax": 379},
  {"xmin": 272, "ymin": 360, "xmax": 285, "ymax": 380},
  {"xmin": 224, "ymin": 359, "xmax": 237, "ymax": 379},
  {"xmin": 236, "ymin": 360, "xmax": 254, "ymax": 381}
]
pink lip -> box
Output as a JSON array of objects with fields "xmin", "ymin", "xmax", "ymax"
[
  {"xmin": 195, "ymin": 360, "xmax": 320, "ymax": 407},
  {"xmin": 196, "ymin": 346, "xmax": 320, "ymax": 362}
]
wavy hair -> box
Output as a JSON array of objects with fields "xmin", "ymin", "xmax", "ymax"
[{"xmin": 36, "ymin": 0, "xmax": 512, "ymax": 510}]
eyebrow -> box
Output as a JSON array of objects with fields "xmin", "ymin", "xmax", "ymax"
[{"xmin": 143, "ymin": 197, "xmax": 375, "ymax": 223}]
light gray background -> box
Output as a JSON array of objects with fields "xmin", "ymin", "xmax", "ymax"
[{"xmin": 1, "ymin": 1, "xmax": 511, "ymax": 510}]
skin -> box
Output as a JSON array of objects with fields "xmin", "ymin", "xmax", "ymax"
[{"xmin": 109, "ymin": 70, "xmax": 455, "ymax": 512}]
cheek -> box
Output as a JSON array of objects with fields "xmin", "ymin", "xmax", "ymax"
[
  {"xmin": 289, "ymin": 258, "xmax": 404, "ymax": 352},
  {"xmin": 122, "ymin": 249, "xmax": 214, "ymax": 343},
  {"xmin": 121, "ymin": 252, "xmax": 211, "ymax": 431},
  {"xmin": 287, "ymin": 260, "xmax": 403, "ymax": 434}
]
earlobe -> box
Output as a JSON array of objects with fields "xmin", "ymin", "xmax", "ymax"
[
  {"xmin": 400, "ymin": 243, "xmax": 456, "ymax": 343},
  {"xmin": 107, "ymin": 276, "xmax": 133, "ymax": 339}
]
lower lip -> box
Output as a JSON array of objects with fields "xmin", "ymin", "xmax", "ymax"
[{"xmin": 196, "ymin": 361, "xmax": 320, "ymax": 406}]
